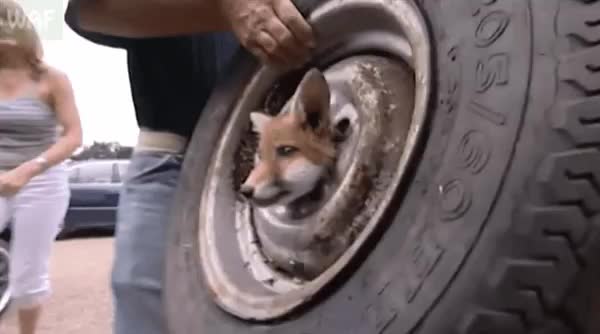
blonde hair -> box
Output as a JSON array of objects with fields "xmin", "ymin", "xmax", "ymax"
[{"xmin": 0, "ymin": 0, "xmax": 44, "ymax": 76}]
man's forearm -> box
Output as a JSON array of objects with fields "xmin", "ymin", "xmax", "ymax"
[{"xmin": 77, "ymin": 0, "xmax": 231, "ymax": 38}]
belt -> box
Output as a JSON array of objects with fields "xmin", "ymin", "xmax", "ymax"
[{"xmin": 135, "ymin": 129, "xmax": 188, "ymax": 154}]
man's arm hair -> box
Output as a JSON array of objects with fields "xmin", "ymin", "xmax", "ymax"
[{"xmin": 75, "ymin": 0, "xmax": 230, "ymax": 38}]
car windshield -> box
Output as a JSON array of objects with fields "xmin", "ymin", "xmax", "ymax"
[{"xmin": 69, "ymin": 160, "xmax": 129, "ymax": 184}]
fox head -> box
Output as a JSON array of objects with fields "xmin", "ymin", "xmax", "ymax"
[{"xmin": 240, "ymin": 68, "xmax": 336, "ymax": 207}]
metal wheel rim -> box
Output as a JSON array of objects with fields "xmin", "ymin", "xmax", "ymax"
[{"xmin": 198, "ymin": 0, "xmax": 432, "ymax": 321}]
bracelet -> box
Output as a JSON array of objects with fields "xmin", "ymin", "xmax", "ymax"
[{"xmin": 32, "ymin": 156, "xmax": 49, "ymax": 170}]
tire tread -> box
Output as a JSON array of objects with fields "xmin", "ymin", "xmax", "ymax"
[{"xmin": 460, "ymin": 0, "xmax": 600, "ymax": 332}]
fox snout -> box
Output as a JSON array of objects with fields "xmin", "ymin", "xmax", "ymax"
[
  {"xmin": 240, "ymin": 158, "xmax": 327, "ymax": 207},
  {"xmin": 240, "ymin": 161, "xmax": 285, "ymax": 206},
  {"xmin": 239, "ymin": 184, "xmax": 254, "ymax": 199},
  {"xmin": 240, "ymin": 68, "xmax": 335, "ymax": 208}
]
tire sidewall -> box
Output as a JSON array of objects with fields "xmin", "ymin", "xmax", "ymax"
[{"xmin": 164, "ymin": 0, "xmax": 538, "ymax": 333}]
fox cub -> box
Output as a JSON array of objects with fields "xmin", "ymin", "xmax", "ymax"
[{"xmin": 240, "ymin": 68, "xmax": 338, "ymax": 207}]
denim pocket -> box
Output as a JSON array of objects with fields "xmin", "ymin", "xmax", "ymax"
[{"xmin": 125, "ymin": 152, "xmax": 183, "ymax": 185}]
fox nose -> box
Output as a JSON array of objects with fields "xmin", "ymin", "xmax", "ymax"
[{"xmin": 240, "ymin": 185, "xmax": 254, "ymax": 199}]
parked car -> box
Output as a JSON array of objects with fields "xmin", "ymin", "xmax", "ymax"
[
  {"xmin": 0, "ymin": 159, "xmax": 129, "ymax": 242},
  {"xmin": 0, "ymin": 159, "xmax": 128, "ymax": 315},
  {"xmin": 59, "ymin": 159, "xmax": 129, "ymax": 238}
]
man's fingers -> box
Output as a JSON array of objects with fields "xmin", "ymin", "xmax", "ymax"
[
  {"xmin": 235, "ymin": 0, "xmax": 315, "ymax": 67},
  {"xmin": 255, "ymin": 30, "xmax": 279, "ymax": 57},
  {"xmin": 265, "ymin": 18, "xmax": 308, "ymax": 63},
  {"xmin": 273, "ymin": 0, "xmax": 316, "ymax": 49},
  {"xmin": 251, "ymin": 31, "xmax": 287, "ymax": 66}
]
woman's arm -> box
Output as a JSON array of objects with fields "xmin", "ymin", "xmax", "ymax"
[
  {"xmin": 74, "ymin": 0, "xmax": 229, "ymax": 38},
  {"xmin": 20, "ymin": 68, "xmax": 83, "ymax": 178}
]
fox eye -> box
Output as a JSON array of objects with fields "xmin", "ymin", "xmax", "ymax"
[{"xmin": 276, "ymin": 145, "xmax": 298, "ymax": 157}]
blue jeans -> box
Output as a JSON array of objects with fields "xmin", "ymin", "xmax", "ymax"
[
  {"xmin": 111, "ymin": 151, "xmax": 182, "ymax": 334},
  {"xmin": 111, "ymin": 32, "xmax": 239, "ymax": 334}
]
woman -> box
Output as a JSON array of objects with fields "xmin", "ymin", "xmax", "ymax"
[{"xmin": 0, "ymin": 1, "xmax": 83, "ymax": 333}]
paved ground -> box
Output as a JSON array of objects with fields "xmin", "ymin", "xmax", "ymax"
[{"xmin": 0, "ymin": 235, "xmax": 114, "ymax": 334}]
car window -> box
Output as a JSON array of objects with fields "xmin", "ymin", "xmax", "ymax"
[{"xmin": 70, "ymin": 161, "xmax": 116, "ymax": 184}]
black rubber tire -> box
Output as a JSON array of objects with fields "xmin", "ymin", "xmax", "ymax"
[
  {"xmin": 0, "ymin": 239, "xmax": 10, "ymax": 317},
  {"xmin": 165, "ymin": 0, "xmax": 600, "ymax": 333},
  {"xmin": 54, "ymin": 224, "xmax": 70, "ymax": 241}
]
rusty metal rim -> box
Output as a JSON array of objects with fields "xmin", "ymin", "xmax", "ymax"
[
  {"xmin": 198, "ymin": 0, "xmax": 432, "ymax": 321},
  {"xmin": 250, "ymin": 54, "xmax": 415, "ymax": 281}
]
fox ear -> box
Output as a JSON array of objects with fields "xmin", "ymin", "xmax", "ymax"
[
  {"xmin": 291, "ymin": 68, "xmax": 330, "ymax": 130},
  {"xmin": 249, "ymin": 112, "xmax": 273, "ymax": 134}
]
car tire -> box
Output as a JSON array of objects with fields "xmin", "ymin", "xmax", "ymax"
[
  {"xmin": 165, "ymin": 0, "xmax": 600, "ymax": 333},
  {"xmin": 55, "ymin": 223, "xmax": 69, "ymax": 241},
  {"xmin": 0, "ymin": 239, "xmax": 10, "ymax": 317}
]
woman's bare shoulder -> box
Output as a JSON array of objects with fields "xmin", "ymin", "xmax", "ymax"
[
  {"xmin": 37, "ymin": 64, "xmax": 75, "ymax": 109},
  {"xmin": 41, "ymin": 65, "xmax": 72, "ymax": 88}
]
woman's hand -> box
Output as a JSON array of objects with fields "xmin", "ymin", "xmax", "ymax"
[{"xmin": 0, "ymin": 162, "xmax": 40, "ymax": 196}]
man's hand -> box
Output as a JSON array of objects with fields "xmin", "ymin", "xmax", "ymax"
[{"xmin": 219, "ymin": 0, "xmax": 317, "ymax": 68}]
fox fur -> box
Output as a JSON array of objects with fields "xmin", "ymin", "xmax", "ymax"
[{"xmin": 240, "ymin": 68, "xmax": 337, "ymax": 207}]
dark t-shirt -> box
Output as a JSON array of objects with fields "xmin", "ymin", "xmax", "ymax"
[
  {"xmin": 64, "ymin": 1, "xmax": 239, "ymax": 139},
  {"xmin": 124, "ymin": 36, "xmax": 222, "ymax": 139}
]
